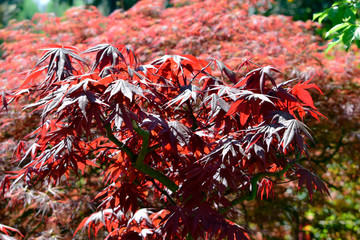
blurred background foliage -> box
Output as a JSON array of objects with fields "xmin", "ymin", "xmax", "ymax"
[
  {"xmin": 263, "ymin": 0, "xmax": 332, "ymax": 21},
  {"xmin": 0, "ymin": 0, "xmax": 139, "ymax": 27},
  {"xmin": 0, "ymin": 0, "xmax": 336, "ymax": 28}
]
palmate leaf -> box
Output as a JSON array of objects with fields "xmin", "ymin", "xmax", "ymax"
[
  {"xmin": 167, "ymin": 84, "xmax": 201, "ymax": 109},
  {"xmin": 141, "ymin": 114, "xmax": 169, "ymax": 132},
  {"xmin": 120, "ymin": 45, "xmax": 140, "ymax": 68},
  {"xmin": 74, "ymin": 208, "xmax": 123, "ymax": 238},
  {"xmin": 203, "ymin": 93, "xmax": 230, "ymax": 122},
  {"xmin": 34, "ymin": 45, "xmax": 86, "ymax": 82},
  {"xmin": 17, "ymin": 67, "xmax": 46, "ymax": 90},
  {"xmin": 104, "ymin": 79, "xmax": 144, "ymax": 102},
  {"xmin": 151, "ymin": 55, "xmax": 190, "ymax": 71},
  {"xmin": 23, "ymin": 84, "xmax": 69, "ymax": 120},
  {"xmin": 214, "ymin": 84, "xmax": 239, "ymax": 100},
  {"xmin": 208, "ymin": 93, "xmax": 230, "ymax": 112},
  {"xmin": 128, "ymin": 208, "xmax": 152, "ymax": 225},
  {"xmin": 0, "ymin": 224, "xmax": 23, "ymax": 237},
  {"xmin": 82, "ymin": 44, "xmax": 127, "ymax": 72},
  {"xmin": 258, "ymin": 66, "xmax": 280, "ymax": 92},
  {"xmin": 244, "ymin": 122, "xmax": 283, "ymax": 153},
  {"xmin": 245, "ymin": 66, "xmax": 280, "ymax": 93},
  {"xmin": 291, "ymin": 77, "xmax": 323, "ymax": 110},
  {"xmin": 280, "ymin": 119, "xmax": 314, "ymax": 152},
  {"xmin": 229, "ymin": 89, "xmax": 276, "ymax": 106},
  {"xmin": 203, "ymin": 136, "xmax": 245, "ymax": 164},
  {"xmin": 207, "ymin": 58, "xmax": 237, "ymax": 84},
  {"xmin": 296, "ymin": 168, "xmax": 330, "ymax": 199},
  {"xmin": 226, "ymin": 88, "xmax": 277, "ymax": 121},
  {"xmin": 168, "ymin": 121, "xmax": 194, "ymax": 147},
  {"xmin": 257, "ymin": 178, "xmax": 275, "ymax": 200},
  {"xmin": 159, "ymin": 205, "xmax": 248, "ymax": 240},
  {"xmin": 97, "ymin": 182, "xmax": 147, "ymax": 214},
  {"xmin": 150, "ymin": 54, "xmax": 192, "ymax": 86},
  {"xmin": 225, "ymin": 99, "xmax": 251, "ymax": 125},
  {"xmin": 78, "ymin": 91, "xmax": 108, "ymax": 120}
]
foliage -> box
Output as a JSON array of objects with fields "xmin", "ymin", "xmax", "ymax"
[
  {"xmin": 46, "ymin": 0, "xmax": 75, "ymax": 17},
  {"xmin": 53, "ymin": 0, "xmax": 139, "ymax": 16},
  {"xmin": 0, "ymin": 0, "xmax": 38, "ymax": 27},
  {"xmin": 0, "ymin": 38, "xmax": 327, "ymax": 239},
  {"xmin": 264, "ymin": 0, "xmax": 332, "ymax": 21},
  {"xmin": 16, "ymin": 0, "xmax": 39, "ymax": 20},
  {"xmin": 0, "ymin": 0, "xmax": 359, "ymax": 239},
  {"xmin": 313, "ymin": 0, "xmax": 360, "ymax": 52},
  {"xmin": 91, "ymin": 0, "xmax": 138, "ymax": 13},
  {"xmin": 0, "ymin": 0, "xmax": 21, "ymax": 27}
]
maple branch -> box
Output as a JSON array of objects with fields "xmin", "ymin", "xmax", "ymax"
[
  {"xmin": 104, "ymin": 124, "xmax": 136, "ymax": 160},
  {"xmin": 149, "ymin": 178, "xmax": 177, "ymax": 206},
  {"xmin": 132, "ymin": 121, "xmax": 179, "ymax": 193},
  {"xmin": 220, "ymin": 158, "xmax": 298, "ymax": 214}
]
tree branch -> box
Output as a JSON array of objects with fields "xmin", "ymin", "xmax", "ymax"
[
  {"xmin": 149, "ymin": 178, "xmax": 177, "ymax": 206},
  {"xmin": 104, "ymin": 124, "xmax": 137, "ymax": 160},
  {"xmin": 132, "ymin": 121, "xmax": 179, "ymax": 193},
  {"xmin": 220, "ymin": 157, "xmax": 298, "ymax": 214}
]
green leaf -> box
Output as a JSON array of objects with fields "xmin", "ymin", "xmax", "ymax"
[
  {"xmin": 343, "ymin": 7, "xmax": 356, "ymax": 24},
  {"xmin": 325, "ymin": 22, "xmax": 349, "ymax": 38},
  {"xmin": 313, "ymin": 12, "xmax": 324, "ymax": 21},
  {"xmin": 331, "ymin": 0, "xmax": 352, "ymax": 7},
  {"xmin": 354, "ymin": 27, "xmax": 360, "ymax": 40},
  {"xmin": 325, "ymin": 39, "xmax": 341, "ymax": 54},
  {"xmin": 313, "ymin": 10, "xmax": 329, "ymax": 24},
  {"xmin": 328, "ymin": 6, "xmax": 346, "ymax": 24},
  {"xmin": 341, "ymin": 25, "xmax": 357, "ymax": 49},
  {"xmin": 355, "ymin": 40, "xmax": 360, "ymax": 48}
]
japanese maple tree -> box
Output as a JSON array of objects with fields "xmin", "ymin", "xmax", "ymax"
[{"xmin": 1, "ymin": 41, "xmax": 327, "ymax": 239}]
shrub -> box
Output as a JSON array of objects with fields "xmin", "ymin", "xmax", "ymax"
[
  {"xmin": 0, "ymin": 42, "xmax": 326, "ymax": 239},
  {"xmin": 1, "ymin": 0, "xmax": 359, "ymax": 238}
]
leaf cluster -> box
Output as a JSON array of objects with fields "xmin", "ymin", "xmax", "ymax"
[
  {"xmin": 313, "ymin": 0, "xmax": 360, "ymax": 52},
  {"xmin": 0, "ymin": 0, "xmax": 359, "ymax": 238},
  {"xmin": 0, "ymin": 42, "xmax": 326, "ymax": 239}
]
